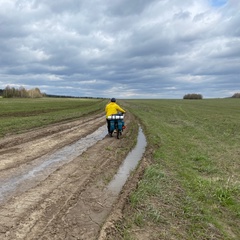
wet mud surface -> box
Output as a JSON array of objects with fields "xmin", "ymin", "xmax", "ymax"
[{"xmin": 0, "ymin": 112, "xmax": 143, "ymax": 239}]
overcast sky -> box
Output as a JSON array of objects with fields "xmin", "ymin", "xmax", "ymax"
[{"xmin": 0, "ymin": 0, "xmax": 239, "ymax": 99}]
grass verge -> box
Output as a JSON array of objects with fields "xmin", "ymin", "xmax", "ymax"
[{"xmin": 119, "ymin": 99, "xmax": 240, "ymax": 240}]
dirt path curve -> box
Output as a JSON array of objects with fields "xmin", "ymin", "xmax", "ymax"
[{"xmin": 0, "ymin": 113, "xmax": 139, "ymax": 240}]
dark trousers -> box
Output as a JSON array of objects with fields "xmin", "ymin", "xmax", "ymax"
[{"xmin": 106, "ymin": 119, "xmax": 111, "ymax": 133}]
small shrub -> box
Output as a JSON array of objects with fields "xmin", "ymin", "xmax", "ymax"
[
  {"xmin": 183, "ymin": 93, "xmax": 203, "ymax": 99},
  {"xmin": 231, "ymin": 93, "xmax": 240, "ymax": 98}
]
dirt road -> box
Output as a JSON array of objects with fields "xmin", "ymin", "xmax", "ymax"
[{"xmin": 0, "ymin": 113, "xmax": 140, "ymax": 239}]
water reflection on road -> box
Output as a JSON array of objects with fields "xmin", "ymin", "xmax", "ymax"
[
  {"xmin": 107, "ymin": 126, "xmax": 147, "ymax": 194},
  {"xmin": 0, "ymin": 125, "xmax": 147, "ymax": 206},
  {"xmin": 0, "ymin": 125, "xmax": 107, "ymax": 203}
]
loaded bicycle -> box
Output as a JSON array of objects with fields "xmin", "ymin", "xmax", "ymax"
[{"xmin": 107, "ymin": 113, "xmax": 125, "ymax": 139}]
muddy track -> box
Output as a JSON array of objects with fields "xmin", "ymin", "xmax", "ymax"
[{"xmin": 0, "ymin": 112, "xmax": 140, "ymax": 239}]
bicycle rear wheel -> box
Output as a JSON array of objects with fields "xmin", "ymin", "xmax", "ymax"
[{"xmin": 117, "ymin": 129, "xmax": 120, "ymax": 139}]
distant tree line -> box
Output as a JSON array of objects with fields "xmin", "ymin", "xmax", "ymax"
[
  {"xmin": 45, "ymin": 94, "xmax": 102, "ymax": 99},
  {"xmin": 1, "ymin": 86, "xmax": 239, "ymax": 99},
  {"xmin": 1, "ymin": 86, "xmax": 45, "ymax": 98},
  {"xmin": 0, "ymin": 86, "xmax": 104, "ymax": 99},
  {"xmin": 183, "ymin": 93, "xmax": 203, "ymax": 99},
  {"xmin": 183, "ymin": 92, "xmax": 240, "ymax": 99}
]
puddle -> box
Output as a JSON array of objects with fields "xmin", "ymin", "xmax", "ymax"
[
  {"xmin": 0, "ymin": 125, "xmax": 107, "ymax": 203},
  {"xmin": 63, "ymin": 126, "xmax": 147, "ymax": 232},
  {"xmin": 107, "ymin": 126, "xmax": 147, "ymax": 194},
  {"xmin": 0, "ymin": 124, "xmax": 147, "ymax": 239},
  {"xmin": 0, "ymin": 125, "xmax": 147, "ymax": 205}
]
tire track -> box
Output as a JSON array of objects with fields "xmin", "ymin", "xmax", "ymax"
[{"xmin": 0, "ymin": 113, "xmax": 138, "ymax": 240}]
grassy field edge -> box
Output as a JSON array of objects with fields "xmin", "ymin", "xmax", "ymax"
[
  {"xmin": 117, "ymin": 99, "xmax": 240, "ymax": 240},
  {"xmin": 0, "ymin": 98, "xmax": 107, "ymax": 137}
]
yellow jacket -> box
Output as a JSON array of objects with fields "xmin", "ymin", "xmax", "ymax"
[{"xmin": 105, "ymin": 102, "xmax": 126, "ymax": 118}]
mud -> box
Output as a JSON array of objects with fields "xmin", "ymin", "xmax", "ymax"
[{"xmin": 0, "ymin": 112, "xmax": 143, "ymax": 239}]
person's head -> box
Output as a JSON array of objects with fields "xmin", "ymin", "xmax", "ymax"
[{"xmin": 111, "ymin": 98, "xmax": 116, "ymax": 102}]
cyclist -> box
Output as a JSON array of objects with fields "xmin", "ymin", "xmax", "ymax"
[{"xmin": 105, "ymin": 98, "xmax": 126, "ymax": 136}]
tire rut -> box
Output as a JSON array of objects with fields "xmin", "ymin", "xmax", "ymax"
[
  {"xmin": 0, "ymin": 112, "xmax": 139, "ymax": 240},
  {"xmin": 0, "ymin": 114, "xmax": 105, "ymax": 172}
]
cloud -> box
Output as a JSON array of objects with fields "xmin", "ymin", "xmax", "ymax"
[{"xmin": 0, "ymin": 0, "xmax": 239, "ymax": 98}]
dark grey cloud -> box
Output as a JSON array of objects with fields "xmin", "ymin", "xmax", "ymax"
[
  {"xmin": 105, "ymin": 0, "xmax": 158, "ymax": 17},
  {"xmin": 0, "ymin": 0, "xmax": 239, "ymax": 98}
]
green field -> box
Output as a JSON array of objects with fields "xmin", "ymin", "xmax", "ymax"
[
  {"xmin": 120, "ymin": 99, "xmax": 240, "ymax": 239},
  {"xmin": 0, "ymin": 98, "xmax": 239, "ymax": 239},
  {"xmin": 0, "ymin": 97, "xmax": 107, "ymax": 137}
]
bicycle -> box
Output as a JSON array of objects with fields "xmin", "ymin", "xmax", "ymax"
[{"xmin": 107, "ymin": 113, "xmax": 125, "ymax": 139}]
